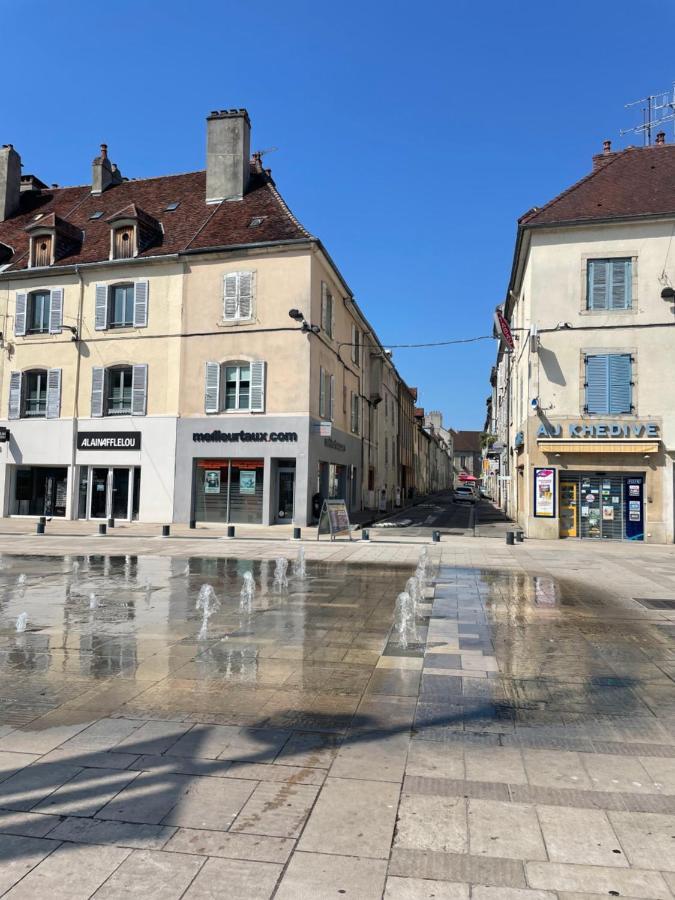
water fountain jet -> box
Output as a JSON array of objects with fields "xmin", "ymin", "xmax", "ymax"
[
  {"xmin": 15, "ymin": 612, "xmax": 28, "ymax": 633},
  {"xmin": 273, "ymin": 557, "xmax": 289, "ymax": 590}
]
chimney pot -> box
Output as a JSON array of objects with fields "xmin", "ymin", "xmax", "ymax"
[
  {"xmin": 100, "ymin": 143, "xmax": 108, "ymax": 158},
  {"xmin": 0, "ymin": 144, "xmax": 21, "ymax": 222},
  {"xmin": 656, "ymin": 131, "xmax": 666, "ymax": 145},
  {"xmin": 205, "ymin": 107, "xmax": 251, "ymax": 202},
  {"xmin": 603, "ymin": 139, "xmax": 612, "ymax": 155}
]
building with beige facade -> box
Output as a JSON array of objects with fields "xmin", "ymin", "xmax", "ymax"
[
  {"xmin": 0, "ymin": 109, "xmax": 453, "ymax": 526},
  {"xmin": 489, "ymin": 135, "xmax": 675, "ymax": 543}
]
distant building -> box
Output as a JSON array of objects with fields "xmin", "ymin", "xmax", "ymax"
[{"xmin": 451, "ymin": 430, "xmax": 482, "ymax": 482}]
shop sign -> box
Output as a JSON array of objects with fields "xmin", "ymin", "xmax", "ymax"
[
  {"xmin": 0, "ymin": 427, "xmax": 10, "ymax": 443},
  {"xmin": 324, "ymin": 438, "xmax": 346, "ymax": 453},
  {"xmin": 494, "ymin": 310, "xmax": 514, "ymax": 350},
  {"xmin": 193, "ymin": 430, "xmax": 298, "ymax": 444},
  {"xmin": 77, "ymin": 432, "xmax": 141, "ymax": 450},
  {"xmin": 537, "ymin": 422, "xmax": 659, "ymax": 439},
  {"xmin": 533, "ymin": 467, "xmax": 556, "ymax": 517}
]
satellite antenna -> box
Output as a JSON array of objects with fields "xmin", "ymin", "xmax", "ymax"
[{"xmin": 620, "ymin": 83, "xmax": 675, "ymax": 145}]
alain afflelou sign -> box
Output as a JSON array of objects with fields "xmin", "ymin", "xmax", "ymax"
[{"xmin": 77, "ymin": 432, "xmax": 141, "ymax": 451}]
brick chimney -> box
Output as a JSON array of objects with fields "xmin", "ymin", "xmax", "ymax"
[
  {"xmin": 206, "ymin": 109, "xmax": 251, "ymax": 203},
  {"xmin": 592, "ymin": 138, "xmax": 619, "ymax": 171},
  {"xmin": 0, "ymin": 144, "xmax": 21, "ymax": 222},
  {"xmin": 92, "ymin": 143, "xmax": 123, "ymax": 195}
]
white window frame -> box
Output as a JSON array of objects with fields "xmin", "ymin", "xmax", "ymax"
[{"xmin": 223, "ymin": 362, "xmax": 252, "ymax": 412}]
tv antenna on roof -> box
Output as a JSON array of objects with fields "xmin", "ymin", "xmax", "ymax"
[
  {"xmin": 620, "ymin": 83, "xmax": 675, "ymax": 145},
  {"xmin": 253, "ymin": 146, "xmax": 279, "ymax": 159}
]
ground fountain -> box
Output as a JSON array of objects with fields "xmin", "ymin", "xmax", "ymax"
[
  {"xmin": 240, "ymin": 571, "xmax": 255, "ymax": 612},
  {"xmin": 15, "ymin": 612, "xmax": 28, "ymax": 633},
  {"xmin": 89, "ymin": 593, "xmax": 98, "ymax": 610},
  {"xmin": 406, "ymin": 575, "xmax": 422, "ymax": 615},
  {"xmin": 184, "ymin": 562, "xmax": 190, "ymax": 577},
  {"xmin": 17, "ymin": 574, "xmax": 26, "ymax": 586},
  {"xmin": 294, "ymin": 546, "xmax": 307, "ymax": 579},
  {"xmin": 71, "ymin": 561, "xmax": 80, "ymax": 581},
  {"xmin": 273, "ymin": 557, "xmax": 289, "ymax": 590},
  {"xmin": 395, "ymin": 591, "xmax": 416, "ymax": 648},
  {"xmin": 196, "ymin": 584, "xmax": 220, "ymax": 640}
]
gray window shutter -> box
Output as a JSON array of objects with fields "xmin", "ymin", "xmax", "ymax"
[
  {"xmin": 329, "ymin": 374, "xmax": 335, "ymax": 420},
  {"xmin": 133, "ymin": 280, "xmax": 149, "ymax": 327},
  {"xmin": 91, "ymin": 366, "xmax": 105, "ymax": 417},
  {"xmin": 205, "ymin": 362, "xmax": 220, "ymax": 413},
  {"xmin": 319, "ymin": 367, "xmax": 326, "ymax": 418},
  {"xmin": 14, "ymin": 292, "xmax": 27, "ymax": 337},
  {"xmin": 238, "ymin": 271, "xmax": 253, "ymax": 319},
  {"xmin": 585, "ymin": 355, "xmax": 609, "ymax": 414},
  {"xmin": 588, "ymin": 260, "xmax": 608, "ymax": 310},
  {"xmin": 49, "ymin": 289, "xmax": 63, "ymax": 334},
  {"xmin": 46, "ymin": 368, "xmax": 61, "ymax": 418},
  {"xmin": 131, "ymin": 364, "xmax": 148, "ymax": 416},
  {"xmin": 224, "ymin": 274, "xmax": 238, "ymax": 320},
  {"xmin": 610, "ymin": 259, "xmax": 631, "ymax": 310},
  {"xmin": 608, "ymin": 354, "xmax": 632, "ymax": 413},
  {"xmin": 321, "ymin": 283, "xmax": 328, "ymax": 334},
  {"xmin": 8, "ymin": 371, "xmax": 22, "ymax": 419},
  {"xmin": 95, "ymin": 283, "xmax": 108, "ymax": 331},
  {"xmin": 250, "ymin": 360, "xmax": 266, "ymax": 412}
]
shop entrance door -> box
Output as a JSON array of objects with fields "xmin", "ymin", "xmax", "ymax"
[
  {"xmin": 559, "ymin": 482, "xmax": 577, "ymax": 537},
  {"xmin": 90, "ymin": 468, "xmax": 109, "ymax": 518},
  {"xmin": 277, "ymin": 468, "xmax": 295, "ymax": 522},
  {"xmin": 88, "ymin": 467, "xmax": 134, "ymax": 520},
  {"xmin": 111, "ymin": 469, "xmax": 130, "ymax": 520}
]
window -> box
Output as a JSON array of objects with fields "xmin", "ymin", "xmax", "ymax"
[
  {"xmin": 319, "ymin": 367, "xmax": 334, "ymax": 419},
  {"xmin": 28, "ymin": 291, "xmax": 50, "ymax": 334},
  {"xmin": 95, "ymin": 281, "xmax": 148, "ymax": 330},
  {"xmin": 321, "ymin": 283, "xmax": 333, "ymax": 337},
  {"xmin": 109, "ymin": 284, "xmax": 135, "ymax": 328},
  {"xmin": 225, "ymin": 364, "xmax": 251, "ymax": 411},
  {"xmin": 8, "ymin": 369, "xmax": 61, "ymax": 420},
  {"xmin": 223, "ymin": 272, "xmax": 254, "ymax": 321},
  {"xmin": 384, "ymin": 436, "xmax": 388, "ymax": 466},
  {"xmin": 107, "ymin": 366, "xmax": 133, "ymax": 415},
  {"xmin": 587, "ymin": 259, "xmax": 632, "ymax": 310},
  {"xmin": 585, "ymin": 353, "xmax": 633, "ymax": 414},
  {"xmin": 24, "ymin": 371, "xmax": 48, "ymax": 417},
  {"xmin": 113, "ymin": 226, "xmax": 135, "ymax": 260},
  {"xmin": 351, "ymin": 392, "xmax": 360, "ymax": 434},
  {"xmin": 351, "ymin": 325, "xmax": 360, "ymax": 365},
  {"xmin": 32, "ymin": 236, "xmax": 52, "ymax": 267},
  {"xmin": 204, "ymin": 361, "xmax": 265, "ymax": 414}
]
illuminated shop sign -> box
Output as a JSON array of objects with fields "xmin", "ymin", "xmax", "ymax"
[
  {"xmin": 193, "ymin": 430, "xmax": 298, "ymax": 444},
  {"xmin": 77, "ymin": 432, "xmax": 141, "ymax": 450},
  {"xmin": 537, "ymin": 422, "xmax": 659, "ymax": 439}
]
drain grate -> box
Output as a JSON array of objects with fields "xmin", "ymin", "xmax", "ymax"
[{"xmin": 633, "ymin": 597, "xmax": 675, "ymax": 610}]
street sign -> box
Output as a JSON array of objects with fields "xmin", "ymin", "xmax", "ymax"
[
  {"xmin": 317, "ymin": 499, "xmax": 352, "ymax": 541},
  {"xmin": 494, "ymin": 310, "xmax": 514, "ymax": 350}
]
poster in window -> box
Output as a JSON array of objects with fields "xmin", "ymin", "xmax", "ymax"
[
  {"xmin": 533, "ymin": 467, "xmax": 556, "ymax": 517},
  {"xmin": 204, "ymin": 470, "xmax": 221, "ymax": 494},
  {"xmin": 602, "ymin": 505, "xmax": 614, "ymax": 521},
  {"xmin": 240, "ymin": 471, "xmax": 256, "ymax": 495}
]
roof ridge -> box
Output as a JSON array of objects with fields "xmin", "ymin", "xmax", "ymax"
[
  {"xmin": 262, "ymin": 174, "xmax": 313, "ymax": 239},
  {"xmin": 519, "ymin": 148, "xmax": 631, "ymax": 225}
]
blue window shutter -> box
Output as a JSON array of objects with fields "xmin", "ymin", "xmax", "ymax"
[
  {"xmin": 588, "ymin": 261, "xmax": 608, "ymax": 310},
  {"xmin": 610, "ymin": 259, "xmax": 631, "ymax": 310},
  {"xmin": 608, "ymin": 354, "xmax": 632, "ymax": 413},
  {"xmin": 585, "ymin": 355, "xmax": 609, "ymax": 413}
]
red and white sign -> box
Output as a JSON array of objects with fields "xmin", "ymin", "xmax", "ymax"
[{"xmin": 494, "ymin": 310, "xmax": 514, "ymax": 350}]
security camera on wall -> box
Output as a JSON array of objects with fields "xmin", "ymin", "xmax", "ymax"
[{"xmin": 530, "ymin": 398, "xmax": 539, "ymax": 411}]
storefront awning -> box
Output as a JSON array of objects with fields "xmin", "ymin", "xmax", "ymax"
[{"xmin": 538, "ymin": 441, "xmax": 659, "ymax": 454}]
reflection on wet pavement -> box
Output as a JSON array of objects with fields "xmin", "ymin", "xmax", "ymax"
[{"xmin": 0, "ymin": 555, "xmax": 672, "ymax": 897}]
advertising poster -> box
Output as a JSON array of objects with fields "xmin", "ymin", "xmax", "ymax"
[
  {"xmin": 204, "ymin": 470, "xmax": 221, "ymax": 494},
  {"xmin": 534, "ymin": 468, "xmax": 555, "ymax": 517},
  {"xmin": 240, "ymin": 471, "xmax": 256, "ymax": 495},
  {"xmin": 602, "ymin": 506, "xmax": 614, "ymax": 521}
]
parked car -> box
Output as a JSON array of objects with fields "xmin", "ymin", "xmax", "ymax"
[{"xmin": 454, "ymin": 485, "xmax": 477, "ymax": 504}]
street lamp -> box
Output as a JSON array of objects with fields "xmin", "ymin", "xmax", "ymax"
[{"xmin": 288, "ymin": 309, "xmax": 320, "ymax": 334}]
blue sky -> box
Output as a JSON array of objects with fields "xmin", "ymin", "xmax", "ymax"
[{"xmin": 2, "ymin": 0, "xmax": 673, "ymax": 429}]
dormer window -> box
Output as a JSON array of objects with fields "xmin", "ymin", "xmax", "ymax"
[
  {"xmin": 113, "ymin": 226, "xmax": 135, "ymax": 260},
  {"xmin": 32, "ymin": 236, "xmax": 53, "ymax": 267}
]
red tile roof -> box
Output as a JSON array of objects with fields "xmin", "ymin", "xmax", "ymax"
[
  {"xmin": 0, "ymin": 159, "xmax": 312, "ymax": 272},
  {"xmin": 451, "ymin": 430, "xmax": 482, "ymax": 452},
  {"xmin": 520, "ymin": 144, "xmax": 675, "ymax": 227}
]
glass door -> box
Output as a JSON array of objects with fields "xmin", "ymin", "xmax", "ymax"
[
  {"xmin": 277, "ymin": 469, "xmax": 295, "ymax": 521},
  {"xmin": 559, "ymin": 482, "xmax": 577, "ymax": 537},
  {"xmin": 90, "ymin": 468, "xmax": 109, "ymax": 518},
  {"xmin": 111, "ymin": 468, "xmax": 130, "ymax": 520}
]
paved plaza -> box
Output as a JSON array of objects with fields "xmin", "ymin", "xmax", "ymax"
[{"xmin": 0, "ymin": 528, "xmax": 672, "ymax": 898}]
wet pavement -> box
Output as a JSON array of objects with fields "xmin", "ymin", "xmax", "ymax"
[{"xmin": 0, "ymin": 551, "xmax": 672, "ymax": 897}]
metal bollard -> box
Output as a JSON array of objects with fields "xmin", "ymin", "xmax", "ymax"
[
  {"xmin": 189, "ymin": 519, "xmax": 196, "ymax": 529},
  {"xmin": 292, "ymin": 527, "xmax": 301, "ymax": 540},
  {"xmin": 227, "ymin": 525, "xmax": 235, "ymax": 538},
  {"xmin": 39, "ymin": 516, "xmax": 46, "ymax": 526},
  {"xmin": 516, "ymin": 530, "xmax": 524, "ymax": 542},
  {"xmin": 98, "ymin": 523, "xmax": 107, "ymax": 536},
  {"xmin": 505, "ymin": 530, "xmax": 514, "ymax": 545},
  {"xmin": 361, "ymin": 529, "xmax": 369, "ymax": 541},
  {"xmin": 107, "ymin": 517, "xmax": 115, "ymax": 529},
  {"xmin": 432, "ymin": 530, "xmax": 441, "ymax": 543},
  {"xmin": 162, "ymin": 525, "xmax": 170, "ymax": 537},
  {"xmin": 36, "ymin": 522, "xmax": 45, "ymax": 535}
]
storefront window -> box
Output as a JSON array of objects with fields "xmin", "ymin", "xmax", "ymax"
[
  {"xmin": 12, "ymin": 466, "xmax": 68, "ymax": 517},
  {"xmin": 194, "ymin": 459, "xmax": 263, "ymax": 523},
  {"xmin": 224, "ymin": 364, "xmax": 250, "ymax": 411},
  {"xmin": 25, "ymin": 371, "xmax": 48, "ymax": 417},
  {"xmin": 107, "ymin": 367, "xmax": 133, "ymax": 415}
]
